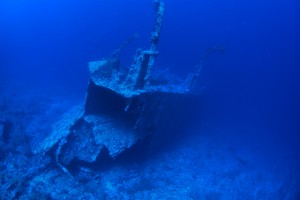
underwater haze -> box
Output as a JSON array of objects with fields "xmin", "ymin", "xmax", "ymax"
[{"xmin": 1, "ymin": 0, "xmax": 300, "ymax": 199}]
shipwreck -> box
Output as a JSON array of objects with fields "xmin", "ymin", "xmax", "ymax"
[{"xmin": 35, "ymin": 0, "xmax": 222, "ymax": 175}]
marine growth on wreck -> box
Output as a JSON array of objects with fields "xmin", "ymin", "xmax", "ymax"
[
  {"xmin": 34, "ymin": 0, "xmax": 203, "ymax": 176},
  {"xmin": 1, "ymin": 0, "xmax": 297, "ymax": 199}
]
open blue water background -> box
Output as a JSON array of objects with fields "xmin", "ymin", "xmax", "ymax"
[{"xmin": 1, "ymin": 0, "xmax": 300, "ymax": 197}]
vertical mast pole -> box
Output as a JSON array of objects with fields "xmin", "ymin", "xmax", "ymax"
[
  {"xmin": 145, "ymin": 0, "xmax": 165, "ymax": 86},
  {"xmin": 124, "ymin": 0, "xmax": 165, "ymax": 90}
]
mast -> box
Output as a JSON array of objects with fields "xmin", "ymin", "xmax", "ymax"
[
  {"xmin": 145, "ymin": 0, "xmax": 165, "ymax": 84},
  {"xmin": 125, "ymin": 0, "xmax": 165, "ymax": 90}
]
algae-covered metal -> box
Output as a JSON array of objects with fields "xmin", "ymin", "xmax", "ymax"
[{"xmin": 36, "ymin": 0, "xmax": 202, "ymax": 174}]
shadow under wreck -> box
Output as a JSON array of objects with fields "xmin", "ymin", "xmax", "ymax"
[{"xmin": 35, "ymin": 0, "xmax": 205, "ymax": 174}]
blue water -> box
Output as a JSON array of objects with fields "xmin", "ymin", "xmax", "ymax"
[{"xmin": 1, "ymin": 0, "xmax": 300, "ymax": 198}]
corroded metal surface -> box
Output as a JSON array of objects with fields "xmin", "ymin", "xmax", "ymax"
[{"xmin": 36, "ymin": 0, "xmax": 201, "ymax": 175}]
